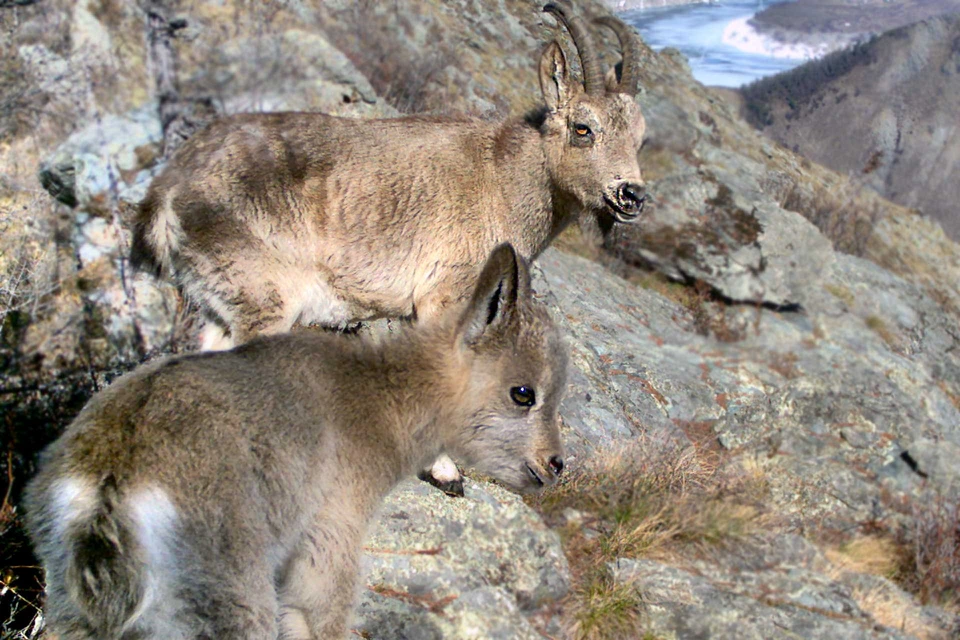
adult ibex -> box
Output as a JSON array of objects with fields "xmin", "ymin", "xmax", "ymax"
[
  {"xmin": 27, "ymin": 244, "xmax": 568, "ymax": 639},
  {"xmin": 131, "ymin": 2, "xmax": 645, "ymax": 492}
]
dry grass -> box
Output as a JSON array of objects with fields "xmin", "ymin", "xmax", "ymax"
[
  {"xmin": 826, "ymin": 535, "xmax": 902, "ymax": 580},
  {"xmin": 566, "ymin": 569, "xmax": 644, "ymax": 640},
  {"xmin": 825, "ymin": 535, "xmax": 947, "ymax": 639},
  {"xmin": 849, "ymin": 583, "xmax": 941, "ymax": 640},
  {"xmin": 528, "ymin": 440, "xmax": 769, "ymax": 639},
  {"xmin": 629, "ymin": 272, "xmax": 749, "ymax": 342},
  {"xmin": 865, "ymin": 315, "xmax": 900, "ymax": 351},
  {"xmin": 628, "ymin": 270, "xmax": 700, "ymax": 310},
  {"xmin": 819, "ymin": 496, "xmax": 960, "ymax": 638}
]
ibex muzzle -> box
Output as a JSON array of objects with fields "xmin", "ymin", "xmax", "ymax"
[{"xmin": 26, "ymin": 244, "xmax": 568, "ymax": 639}]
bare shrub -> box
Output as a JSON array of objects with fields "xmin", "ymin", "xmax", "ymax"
[
  {"xmin": 0, "ymin": 46, "xmax": 49, "ymax": 143},
  {"xmin": 898, "ymin": 495, "xmax": 960, "ymax": 610},
  {"xmin": 773, "ymin": 175, "xmax": 886, "ymax": 257},
  {"xmin": 324, "ymin": 0, "xmax": 451, "ymax": 114},
  {"xmin": 0, "ymin": 243, "xmax": 57, "ymax": 338}
]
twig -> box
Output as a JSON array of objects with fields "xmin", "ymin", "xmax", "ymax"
[
  {"xmin": 367, "ymin": 584, "xmax": 458, "ymax": 616},
  {"xmin": 362, "ymin": 545, "xmax": 443, "ymax": 556},
  {"xmin": 2, "ymin": 448, "xmax": 14, "ymax": 519},
  {"xmin": 0, "ymin": 576, "xmax": 42, "ymax": 614}
]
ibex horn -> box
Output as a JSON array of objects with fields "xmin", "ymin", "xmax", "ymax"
[
  {"xmin": 593, "ymin": 15, "xmax": 641, "ymax": 96},
  {"xmin": 543, "ymin": 2, "xmax": 604, "ymax": 95}
]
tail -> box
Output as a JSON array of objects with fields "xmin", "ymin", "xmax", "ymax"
[
  {"xmin": 64, "ymin": 474, "xmax": 148, "ymax": 638},
  {"xmin": 130, "ymin": 187, "xmax": 178, "ymax": 278}
]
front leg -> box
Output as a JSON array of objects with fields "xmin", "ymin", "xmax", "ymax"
[
  {"xmin": 278, "ymin": 515, "xmax": 364, "ymax": 640},
  {"xmin": 412, "ymin": 271, "xmax": 476, "ymax": 497}
]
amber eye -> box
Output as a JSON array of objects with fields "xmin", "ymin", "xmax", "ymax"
[
  {"xmin": 574, "ymin": 124, "xmax": 592, "ymax": 137},
  {"xmin": 510, "ymin": 386, "xmax": 536, "ymax": 407}
]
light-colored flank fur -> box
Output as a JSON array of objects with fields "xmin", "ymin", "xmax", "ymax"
[{"xmin": 26, "ymin": 244, "xmax": 568, "ymax": 640}]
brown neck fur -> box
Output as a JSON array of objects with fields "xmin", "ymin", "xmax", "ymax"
[{"xmin": 490, "ymin": 116, "xmax": 579, "ymax": 257}]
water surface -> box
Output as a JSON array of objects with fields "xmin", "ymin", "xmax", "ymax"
[{"xmin": 622, "ymin": 0, "xmax": 812, "ymax": 87}]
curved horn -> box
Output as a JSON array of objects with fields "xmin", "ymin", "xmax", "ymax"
[
  {"xmin": 543, "ymin": 2, "xmax": 604, "ymax": 95},
  {"xmin": 594, "ymin": 15, "xmax": 641, "ymax": 96}
]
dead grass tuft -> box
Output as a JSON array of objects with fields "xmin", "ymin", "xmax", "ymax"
[
  {"xmin": 825, "ymin": 533, "xmax": 946, "ymax": 640},
  {"xmin": 826, "ymin": 535, "xmax": 901, "ymax": 580},
  {"xmin": 628, "ymin": 273, "xmax": 748, "ymax": 342},
  {"xmin": 528, "ymin": 440, "xmax": 770, "ymax": 638},
  {"xmin": 824, "ymin": 283, "xmax": 856, "ymax": 307},
  {"xmin": 819, "ymin": 496, "xmax": 960, "ymax": 637},
  {"xmin": 848, "ymin": 583, "xmax": 942, "ymax": 640},
  {"xmin": 566, "ymin": 567, "xmax": 644, "ymax": 640}
]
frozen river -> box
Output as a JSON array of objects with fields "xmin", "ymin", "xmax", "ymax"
[{"xmin": 621, "ymin": 0, "xmax": 821, "ymax": 87}]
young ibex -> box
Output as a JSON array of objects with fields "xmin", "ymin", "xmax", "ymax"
[
  {"xmin": 26, "ymin": 244, "xmax": 568, "ymax": 640},
  {"xmin": 131, "ymin": 1, "xmax": 642, "ymax": 492}
]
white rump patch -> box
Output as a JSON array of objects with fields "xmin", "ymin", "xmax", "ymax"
[
  {"xmin": 50, "ymin": 477, "xmax": 96, "ymax": 537},
  {"xmin": 200, "ymin": 322, "xmax": 235, "ymax": 352},
  {"xmin": 148, "ymin": 190, "xmax": 184, "ymax": 270},
  {"xmin": 295, "ymin": 272, "xmax": 358, "ymax": 328},
  {"xmin": 129, "ymin": 486, "xmax": 179, "ymax": 569},
  {"xmin": 126, "ymin": 486, "xmax": 180, "ymax": 628}
]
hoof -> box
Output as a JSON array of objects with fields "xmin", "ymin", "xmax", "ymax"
[{"xmin": 417, "ymin": 470, "xmax": 465, "ymax": 498}]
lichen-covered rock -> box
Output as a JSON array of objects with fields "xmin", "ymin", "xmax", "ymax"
[
  {"xmin": 38, "ymin": 104, "xmax": 162, "ymax": 210},
  {"xmin": 612, "ymin": 551, "xmax": 909, "ymax": 639},
  {"xmin": 608, "ymin": 170, "xmax": 835, "ymax": 305},
  {"xmin": 534, "ymin": 247, "xmax": 960, "ymax": 532},
  {"xmin": 355, "ymin": 586, "xmax": 545, "ymax": 640},
  {"xmin": 353, "ymin": 479, "xmax": 569, "ymax": 637},
  {"xmin": 607, "ymin": 533, "xmax": 956, "ymax": 639}
]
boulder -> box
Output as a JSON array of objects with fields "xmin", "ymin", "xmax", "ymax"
[{"xmin": 354, "ymin": 478, "xmax": 569, "ymax": 637}]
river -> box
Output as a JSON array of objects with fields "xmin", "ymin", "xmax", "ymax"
[{"xmin": 620, "ymin": 0, "xmax": 820, "ymax": 87}]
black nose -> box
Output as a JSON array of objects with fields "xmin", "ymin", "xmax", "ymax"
[
  {"xmin": 617, "ymin": 182, "xmax": 646, "ymax": 214},
  {"xmin": 548, "ymin": 455, "xmax": 564, "ymax": 476}
]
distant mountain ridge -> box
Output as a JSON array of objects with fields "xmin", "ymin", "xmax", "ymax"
[{"xmin": 741, "ymin": 14, "xmax": 960, "ymax": 239}]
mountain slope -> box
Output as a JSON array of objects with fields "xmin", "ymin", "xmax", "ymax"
[{"xmin": 741, "ymin": 14, "xmax": 960, "ymax": 239}]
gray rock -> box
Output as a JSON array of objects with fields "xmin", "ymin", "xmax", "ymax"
[
  {"xmin": 353, "ymin": 478, "xmax": 567, "ymax": 637},
  {"xmin": 612, "ymin": 552, "xmax": 912, "ymax": 640},
  {"xmin": 607, "ymin": 145, "xmax": 834, "ymax": 307},
  {"xmin": 38, "ymin": 104, "xmax": 162, "ymax": 210},
  {"xmin": 534, "ymin": 247, "xmax": 960, "ymax": 531}
]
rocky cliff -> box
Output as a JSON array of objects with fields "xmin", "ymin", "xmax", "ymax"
[{"xmin": 1, "ymin": 0, "xmax": 959, "ymax": 638}]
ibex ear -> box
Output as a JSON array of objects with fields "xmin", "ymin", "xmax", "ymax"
[
  {"xmin": 459, "ymin": 243, "xmax": 521, "ymax": 346},
  {"xmin": 539, "ymin": 41, "xmax": 577, "ymax": 111}
]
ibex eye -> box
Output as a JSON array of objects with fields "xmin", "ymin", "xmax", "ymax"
[
  {"xmin": 510, "ymin": 386, "xmax": 536, "ymax": 407},
  {"xmin": 574, "ymin": 124, "xmax": 592, "ymax": 137}
]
